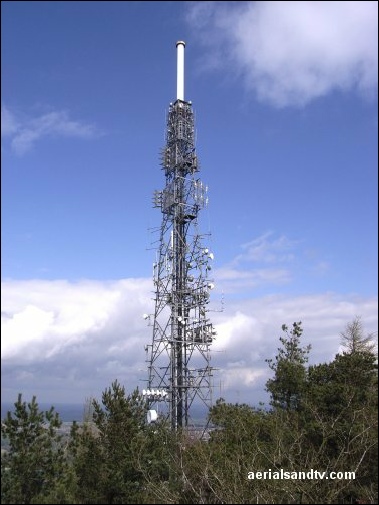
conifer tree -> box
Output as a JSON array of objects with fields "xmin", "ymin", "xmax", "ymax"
[
  {"xmin": 266, "ymin": 322, "xmax": 311, "ymax": 410},
  {"xmin": 1, "ymin": 394, "xmax": 67, "ymax": 504}
]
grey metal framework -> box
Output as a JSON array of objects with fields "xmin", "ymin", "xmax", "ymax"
[{"xmin": 145, "ymin": 96, "xmax": 216, "ymax": 431}]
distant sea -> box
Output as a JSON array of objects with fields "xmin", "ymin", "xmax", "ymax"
[
  {"xmin": 1, "ymin": 402, "xmax": 88, "ymax": 423},
  {"xmin": 1, "ymin": 402, "xmax": 209, "ymax": 425},
  {"xmin": 2, "ymin": 402, "xmax": 217, "ymax": 435}
]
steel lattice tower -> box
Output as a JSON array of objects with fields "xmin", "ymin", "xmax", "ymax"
[{"xmin": 144, "ymin": 41, "xmax": 216, "ymax": 431}]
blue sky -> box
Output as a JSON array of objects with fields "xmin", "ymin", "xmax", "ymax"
[{"xmin": 2, "ymin": 1, "xmax": 378, "ymax": 407}]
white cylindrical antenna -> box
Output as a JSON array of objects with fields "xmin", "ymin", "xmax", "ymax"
[{"xmin": 176, "ymin": 40, "xmax": 185, "ymax": 101}]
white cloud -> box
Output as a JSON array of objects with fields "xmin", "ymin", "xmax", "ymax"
[
  {"xmin": 1, "ymin": 278, "xmax": 154, "ymax": 404},
  {"xmin": 1, "ymin": 104, "xmax": 99, "ymax": 155},
  {"xmin": 235, "ymin": 232, "xmax": 298, "ymax": 264},
  {"xmin": 211, "ymin": 292, "xmax": 378, "ymax": 404},
  {"xmin": 1, "ymin": 278, "xmax": 152, "ymax": 364},
  {"xmin": 1, "ymin": 277, "xmax": 377, "ymax": 406},
  {"xmin": 1, "ymin": 104, "xmax": 19, "ymax": 136},
  {"xmin": 214, "ymin": 232, "xmax": 299, "ymax": 294},
  {"xmin": 215, "ymin": 266, "xmax": 291, "ymax": 294},
  {"xmin": 212, "ymin": 231, "xmax": 340, "ymax": 296},
  {"xmin": 186, "ymin": 1, "xmax": 378, "ymax": 106}
]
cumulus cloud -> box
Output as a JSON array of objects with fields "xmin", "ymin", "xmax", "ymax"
[
  {"xmin": 186, "ymin": 1, "xmax": 378, "ymax": 106},
  {"xmin": 1, "ymin": 277, "xmax": 377, "ymax": 406},
  {"xmin": 1, "ymin": 278, "xmax": 154, "ymax": 403},
  {"xmin": 212, "ymin": 292, "xmax": 378, "ymax": 403},
  {"xmin": 1, "ymin": 278, "xmax": 152, "ymax": 364},
  {"xmin": 1, "ymin": 104, "xmax": 99, "ymax": 154}
]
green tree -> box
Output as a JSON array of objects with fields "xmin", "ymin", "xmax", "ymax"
[
  {"xmin": 131, "ymin": 419, "xmax": 181, "ymax": 504},
  {"xmin": 130, "ymin": 319, "xmax": 378, "ymax": 504},
  {"xmin": 70, "ymin": 380, "xmax": 147, "ymax": 504},
  {"xmin": 266, "ymin": 322, "xmax": 311, "ymax": 410},
  {"xmin": 305, "ymin": 319, "xmax": 378, "ymax": 504},
  {"xmin": 1, "ymin": 394, "xmax": 69, "ymax": 504},
  {"xmin": 139, "ymin": 399, "xmax": 274, "ymax": 504}
]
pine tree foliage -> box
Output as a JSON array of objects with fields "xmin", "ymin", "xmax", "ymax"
[
  {"xmin": 1, "ymin": 394, "xmax": 69, "ymax": 504},
  {"xmin": 1, "ymin": 319, "xmax": 377, "ymax": 504},
  {"xmin": 266, "ymin": 322, "xmax": 311, "ymax": 410}
]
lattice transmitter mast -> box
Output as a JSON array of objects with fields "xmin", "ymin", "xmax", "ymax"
[{"xmin": 143, "ymin": 41, "xmax": 216, "ymax": 431}]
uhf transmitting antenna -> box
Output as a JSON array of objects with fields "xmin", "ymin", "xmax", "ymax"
[{"xmin": 144, "ymin": 41, "xmax": 216, "ymax": 431}]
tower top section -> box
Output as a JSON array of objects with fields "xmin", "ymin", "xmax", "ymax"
[{"xmin": 176, "ymin": 41, "xmax": 185, "ymax": 101}]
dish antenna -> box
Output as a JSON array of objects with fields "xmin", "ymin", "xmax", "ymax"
[{"xmin": 147, "ymin": 409, "xmax": 158, "ymax": 424}]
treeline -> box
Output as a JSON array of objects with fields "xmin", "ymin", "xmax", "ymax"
[{"xmin": 1, "ymin": 318, "xmax": 377, "ymax": 504}]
